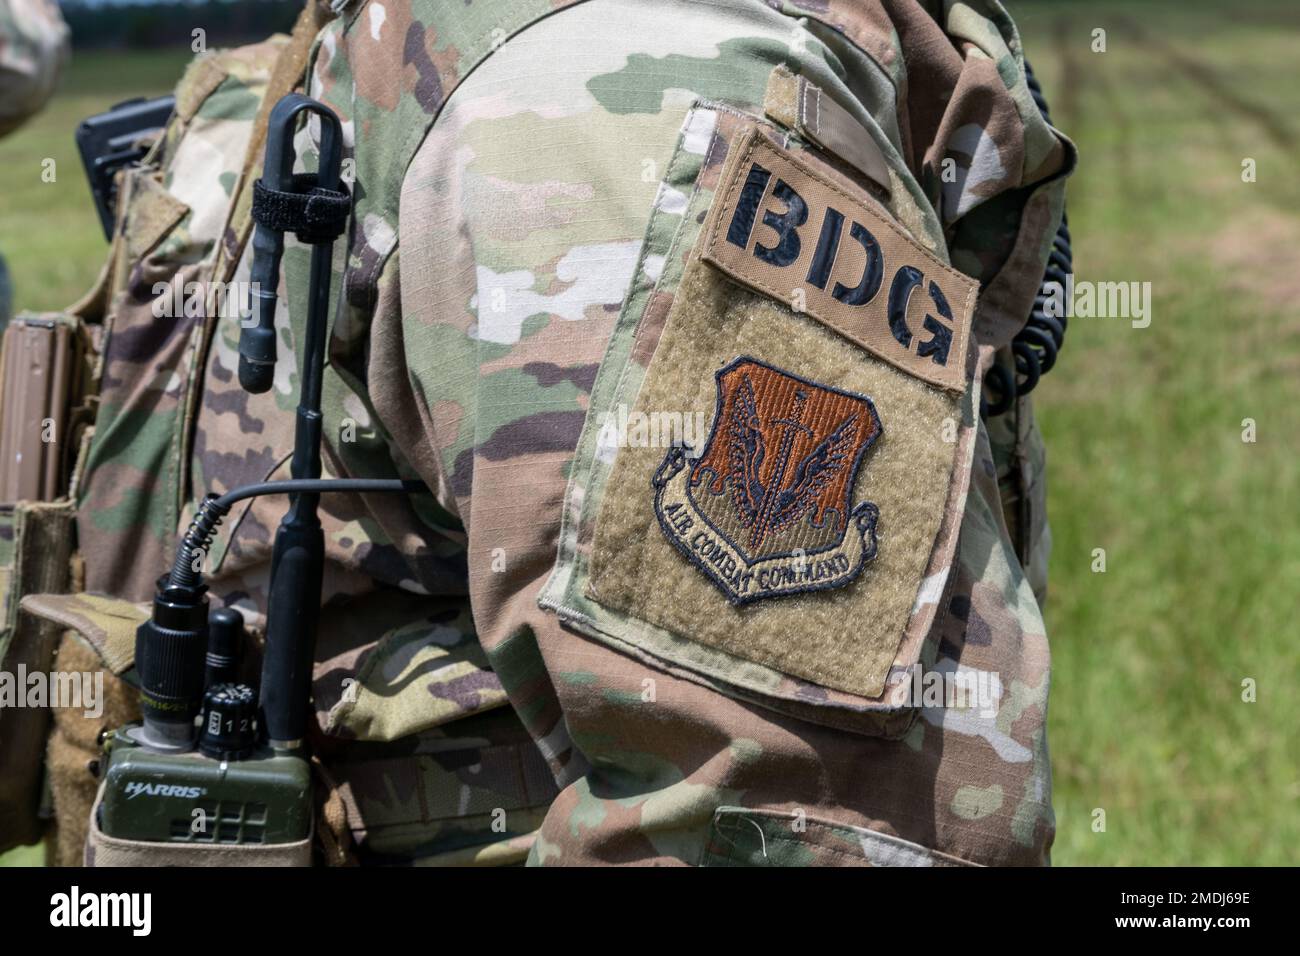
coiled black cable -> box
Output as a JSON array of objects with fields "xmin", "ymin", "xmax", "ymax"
[
  {"xmin": 981, "ymin": 60, "xmax": 1072, "ymax": 418},
  {"xmin": 167, "ymin": 478, "xmax": 429, "ymax": 589}
]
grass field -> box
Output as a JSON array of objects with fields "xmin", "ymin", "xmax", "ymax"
[
  {"xmin": 1014, "ymin": 0, "xmax": 1300, "ymax": 865},
  {"xmin": 0, "ymin": 49, "xmax": 195, "ymax": 313},
  {"xmin": 1, "ymin": 2, "xmax": 1296, "ymax": 867}
]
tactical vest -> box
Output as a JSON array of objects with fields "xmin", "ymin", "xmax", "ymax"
[
  {"xmin": 1, "ymin": 6, "xmax": 326, "ymax": 862},
  {"xmin": 3, "ymin": 0, "xmax": 585, "ymax": 866}
]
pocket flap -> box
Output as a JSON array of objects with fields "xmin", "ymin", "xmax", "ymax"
[
  {"xmin": 121, "ymin": 173, "xmax": 191, "ymax": 264},
  {"xmin": 701, "ymin": 806, "xmax": 979, "ymax": 867},
  {"xmin": 19, "ymin": 592, "xmax": 148, "ymax": 675},
  {"xmin": 314, "ymin": 596, "xmax": 508, "ymax": 743}
]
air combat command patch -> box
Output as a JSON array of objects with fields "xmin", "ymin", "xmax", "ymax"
[
  {"xmin": 575, "ymin": 120, "xmax": 979, "ymax": 700},
  {"xmin": 653, "ymin": 357, "xmax": 881, "ymax": 605}
]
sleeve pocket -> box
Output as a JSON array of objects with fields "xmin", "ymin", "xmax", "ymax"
[{"xmin": 701, "ymin": 806, "xmax": 979, "ymax": 867}]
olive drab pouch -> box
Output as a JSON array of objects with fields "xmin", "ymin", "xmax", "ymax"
[{"xmin": 541, "ymin": 104, "xmax": 985, "ymax": 737}]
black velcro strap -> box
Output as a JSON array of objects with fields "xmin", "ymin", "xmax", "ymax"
[{"xmin": 252, "ymin": 173, "xmax": 351, "ymax": 244}]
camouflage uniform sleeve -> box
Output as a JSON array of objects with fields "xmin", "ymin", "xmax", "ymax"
[
  {"xmin": 347, "ymin": 0, "xmax": 1072, "ymax": 865},
  {"xmin": 0, "ymin": 0, "xmax": 69, "ymax": 138}
]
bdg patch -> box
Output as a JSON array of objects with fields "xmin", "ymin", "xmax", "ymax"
[
  {"xmin": 702, "ymin": 129, "xmax": 977, "ymax": 393},
  {"xmin": 577, "ymin": 117, "xmax": 974, "ymax": 702},
  {"xmin": 653, "ymin": 357, "xmax": 881, "ymax": 605}
]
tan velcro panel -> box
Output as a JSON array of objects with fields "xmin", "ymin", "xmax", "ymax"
[
  {"xmin": 701, "ymin": 128, "xmax": 975, "ymax": 392},
  {"xmin": 763, "ymin": 64, "xmax": 892, "ymax": 198},
  {"xmin": 0, "ymin": 500, "xmax": 75, "ymax": 852},
  {"xmin": 85, "ymin": 785, "xmax": 312, "ymax": 867}
]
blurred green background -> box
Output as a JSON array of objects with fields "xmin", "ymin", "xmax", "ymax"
[
  {"xmin": 1, "ymin": 0, "xmax": 1296, "ymax": 865},
  {"xmin": 1012, "ymin": 0, "xmax": 1299, "ymax": 865}
]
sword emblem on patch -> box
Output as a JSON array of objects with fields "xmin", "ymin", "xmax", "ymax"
[{"xmin": 652, "ymin": 357, "xmax": 881, "ymax": 605}]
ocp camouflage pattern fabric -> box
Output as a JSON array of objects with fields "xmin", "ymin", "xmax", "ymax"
[
  {"xmin": 68, "ymin": 0, "xmax": 1073, "ymax": 865},
  {"xmin": 0, "ymin": 0, "xmax": 67, "ymax": 138}
]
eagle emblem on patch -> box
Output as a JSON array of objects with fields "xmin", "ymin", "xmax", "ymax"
[{"xmin": 652, "ymin": 356, "xmax": 881, "ymax": 605}]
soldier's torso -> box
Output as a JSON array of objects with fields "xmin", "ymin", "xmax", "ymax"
[{"xmin": 65, "ymin": 0, "xmax": 1070, "ymax": 865}]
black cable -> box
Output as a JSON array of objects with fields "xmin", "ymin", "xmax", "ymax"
[
  {"xmin": 214, "ymin": 478, "xmax": 427, "ymax": 508},
  {"xmin": 167, "ymin": 478, "xmax": 429, "ymax": 589},
  {"xmin": 981, "ymin": 60, "xmax": 1072, "ymax": 418}
]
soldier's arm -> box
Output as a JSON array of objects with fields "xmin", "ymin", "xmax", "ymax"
[{"xmin": 350, "ymin": 0, "xmax": 1071, "ymax": 865}]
